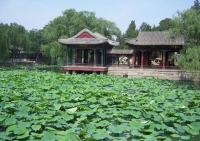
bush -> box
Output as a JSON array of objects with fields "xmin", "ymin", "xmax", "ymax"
[{"xmin": 178, "ymin": 45, "xmax": 200, "ymax": 82}]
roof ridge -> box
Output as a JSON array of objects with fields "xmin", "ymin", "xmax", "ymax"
[
  {"xmin": 72, "ymin": 28, "xmax": 98, "ymax": 39},
  {"xmin": 94, "ymin": 32, "xmax": 108, "ymax": 40},
  {"xmin": 126, "ymin": 31, "xmax": 184, "ymax": 46},
  {"xmin": 58, "ymin": 28, "xmax": 119, "ymax": 46}
]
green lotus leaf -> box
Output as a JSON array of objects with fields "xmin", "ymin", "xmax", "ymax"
[
  {"xmin": 0, "ymin": 115, "xmax": 5, "ymax": 122},
  {"xmin": 4, "ymin": 117, "xmax": 17, "ymax": 126},
  {"xmin": 109, "ymin": 124, "xmax": 127, "ymax": 134},
  {"xmin": 87, "ymin": 97, "xmax": 97, "ymax": 103},
  {"xmin": 190, "ymin": 122, "xmax": 200, "ymax": 130},
  {"xmin": 14, "ymin": 126, "xmax": 28, "ymax": 135},
  {"xmin": 58, "ymin": 131, "xmax": 80, "ymax": 141},
  {"xmin": 164, "ymin": 137, "xmax": 172, "ymax": 141},
  {"xmin": 61, "ymin": 113, "xmax": 74, "ymax": 121},
  {"xmin": 32, "ymin": 124, "xmax": 42, "ymax": 131},
  {"xmin": 96, "ymin": 120, "xmax": 111, "ymax": 127},
  {"xmin": 99, "ymin": 98, "xmax": 109, "ymax": 105},
  {"xmin": 31, "ymin": 132, "xmax": 43, "ymax": 138},
  {"xmin": 184, "ymin": 126, "xmax": 199, "ymax": 136},
  {"xmin": 166, "ymin": 126, "xmax": 177, "ymax": 133},
  {"xmin": 41, "ymin": 131, "xmax": 57, "ymax": 141},
  {"xmin": 180, "ymin": 135, "xmax": 190, "ymax": 140},
  {"xmin": 1, "ymin": 70, "xmax": 200, "ymax": 140},
  {"xmin": 54, "ymin": 104, "xmax": 62, "ymax": 110},
  {"xmin": 173, "ymin": 123, "xmax": 185, "ymax": 133},
  {"xmin": 6, "ymin": 125, "xmax": 17, "ymax": 133},
  {"xmin": 130, "ymin": 119, "xmax": 147, "ymax": 130},
  {"xmin": 92, "ymin": 129, "xmax": 110, "ymax": 140},
  {"xmin": 16, "ymin": 131, "xmax": 29, "ymax": 139},
  {"xmin": 66, "ymin": 107, "xmax": 78, "ymax": 114}
]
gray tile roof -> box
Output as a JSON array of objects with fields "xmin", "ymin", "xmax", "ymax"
[
  {"xmin": 58, "ymin": 29, "xmax": 119, "ymax": 46},
  {"xmin": 126, "ymin": 31, "xmax": 184, "ymax": 46}
]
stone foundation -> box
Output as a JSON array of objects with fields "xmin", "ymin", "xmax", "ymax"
[{"xmin": 108, "ymin": 67, "xmax": 192, "ymax": 81}]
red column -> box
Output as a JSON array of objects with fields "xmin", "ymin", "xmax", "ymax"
[
  {"xmin": 141, "ymin": 50, "xmax": 144, "ymax": 68},
  {"xmin": 162, "ymin": 51, "xmax": 166, "ymax": 69}
]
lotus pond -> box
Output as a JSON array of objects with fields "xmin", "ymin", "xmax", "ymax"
[{"xmin": 0, "ymin": 70, "xmax": 200, "ymax": 141}]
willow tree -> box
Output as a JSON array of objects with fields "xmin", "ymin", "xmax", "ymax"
[
  {"xmin": 6, "ymin": 23, "xmax": 31, "ymax": 62},
  {"xmin": 42, "ymin": 9, "xmax": 121, "ymax": 65},
  {"xmin": 173, "ymin": 8, "xmax": 200, "ymax": 83},
  {"xmin": 41, "ymin": 42, "xmax": 66, "ymax": 65},
  {"xmin": 173, "ymin": 9, "xmax": 200, "ymax": 45},
  {"xmin": 43, "ymin": 9, "xmax": 121, "ymax": 42},
  {"xmin": 0, "ymin": 24, "xmax": 10, "ymax": 61}
]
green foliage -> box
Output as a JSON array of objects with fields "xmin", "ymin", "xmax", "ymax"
[
  {"xmin": 41, "ymin": 41, "xmax": 66, "ymax": 65},
  {"xmin": 191, "ymin": 0, "xmax": 200, "ymax": 10},
  {"xmin": 157, "ymin": 18, "xmax": 173, "ymax": 31},
  {"xmin": 0, "ymin": 9, "xmax": 121, "ymax": 63},
  {"xmin": 8, "ymin": 23, "xmax": 30, "ymax": 52},
  {"xmin": 43, "ymin": 9, "xmax": 121, "ymax": 42},
  {"xmin": 118, "ymin": 35, "xmax": 128, "ymax": 49},
  {"xmin": 173, "ymin": 9, "xmax": 200, "ymax": 44},
  {"xmin": 139, "ymin": 22, "xmax": 152, "ymax": 31},
  {"xmin": 0, "ymin": 23, "xmax": 10, "ymax": 61},
  {"xmin": 119, "ymin": 20, "xmax": 138, "ymax": 49},
  {"xmin": 28, "ymin": 29, "xmax": 44, "ymax": 53},
  {"xmin": 124, "ymin": 20, "xmax": 138, "ymax": 38},
  {"xmin": 172, "ymin": 7, "xmax": 200, "ymax": 81},
  {"xmin": 0, "ymin": 23, "xmax": 33, "ymax": 61},
  {"xmin": 0, "ymin": 70, "xmax": 200, "ymax": 140},
  {"xmin": 42, "ymin": 9, "xmax": 121, "ymax": 64},
  {"xmin": 178, "ymin": 45, "xmax": 200, "ymax": 80}
]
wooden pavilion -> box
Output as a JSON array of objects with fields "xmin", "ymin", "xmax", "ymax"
[
  {"xmin": 58, "ymin": 29, "xmax": 119, "ymax": 73},
  {"xmin": 106, "ymin": 49, "xmax": 134, "ymax": 66},
  {"xmin": 59, "ymin": 29, "xmax": 184, "ymax": 73},
  {"xmin": 126, "ymin": 32, "xmax": 185, "ymax": 69}
]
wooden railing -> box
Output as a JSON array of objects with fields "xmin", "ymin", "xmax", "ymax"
[{"xmin": 67, "ymin": 63, "xmax": 104, "ymax": 67}]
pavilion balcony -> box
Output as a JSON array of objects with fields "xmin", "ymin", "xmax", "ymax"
[
  {"xmin": 131, "ymin": 65, "xmax": 179, "ymax": 69},
  {"xmin": 106, "ymin": 49, "xmax": 180, "ymax": 69}
]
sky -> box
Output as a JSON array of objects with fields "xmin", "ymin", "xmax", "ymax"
[{"xmin": 0, "ymin": 0, "xmax": 194, "ymax": 32}]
